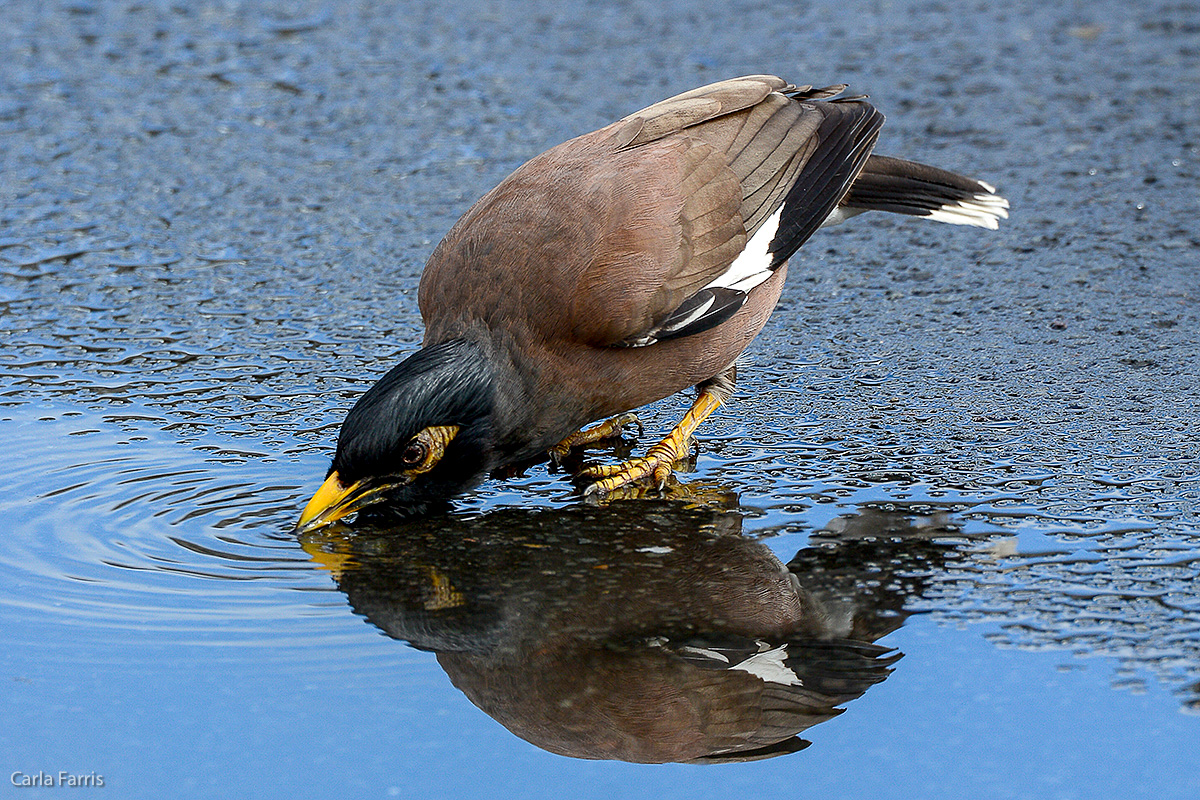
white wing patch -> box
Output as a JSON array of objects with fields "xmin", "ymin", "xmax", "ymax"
[{"xmin": 702, "ymin": 206, "xmax": 784, "ymax": 293}]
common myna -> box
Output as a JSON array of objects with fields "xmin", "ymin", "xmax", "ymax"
[
  {"xmin": 300, "ymin": 502, "xmax": 934, "ymax": 762},
  {"xmin": 297, "ymin": 75, "xmax": 1007, "ymax": 531}
]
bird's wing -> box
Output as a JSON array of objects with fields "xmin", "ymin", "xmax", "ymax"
[
  {"xmin": 418, "ymin": 76, "xmax": 883, "ymax": 348},
  {"xmin": 567, "ymin": 76, "xmax": 884, "ymax": 347}
]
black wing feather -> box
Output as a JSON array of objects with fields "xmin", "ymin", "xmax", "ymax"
[
  {"xmin": 768, "ymin": 101, "xmax": 885, "ymax": 267},
  {"xmin": 652, "ymin": 287, "xmax": 747, "ymax": 343},
  {"xmin": 633, "ymin": 99, "xmax": 884, "ymax": 347}
]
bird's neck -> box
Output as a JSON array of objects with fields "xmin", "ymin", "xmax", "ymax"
[{"xmin": 427, "ymin": 329, "xmax": 557, "ymax": 467}]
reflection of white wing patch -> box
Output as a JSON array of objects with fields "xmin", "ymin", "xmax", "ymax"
[
  {"xmin": 677, "ymin": 645, "xmax": 730, "ymax": 663},
  {"xmin": 731, "ymin": 644, "xmax": 803, "ymax": 686},
  {"xmin": 703, "ymin": 206, "xmax": 783, "ymax": 293}
]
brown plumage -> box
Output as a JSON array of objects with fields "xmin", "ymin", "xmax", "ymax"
[{"xmin": 297, "ymin": 76, "xmax": 1008, "ymax": 530}]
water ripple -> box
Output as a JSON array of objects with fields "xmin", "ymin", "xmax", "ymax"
[{"xmin": 0, "ymin": 412, "xmax": 388, "ymax": 665}]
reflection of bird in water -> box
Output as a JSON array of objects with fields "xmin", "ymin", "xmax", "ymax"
[
  {"xmin": 301, "ymin": 501, "xmax": 956, "ymax": 763},
  {"xmin": 295, "ymin": 74, "xmax": 1007, "ymax": 532}
]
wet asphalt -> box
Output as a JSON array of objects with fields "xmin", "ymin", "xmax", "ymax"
[{"xmin": 3, "ymin": 0, "xmax": 1197, "ymax": 489}]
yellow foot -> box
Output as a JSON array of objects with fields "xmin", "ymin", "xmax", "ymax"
[
  {"xmin": 578, "ymin": 383, "xmax": 726, "ymax": 497},
  {"xmin": 579, "ymin": 434, "xmax": 695, "ymax": 497},
  {"xmin": 549, "ymin": 412, "xmax": 642, "ymax": 464}
]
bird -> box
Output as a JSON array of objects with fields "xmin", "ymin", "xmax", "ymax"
[
  {"xmin": 301, "ymin": 501, "xmax": 911, "ymax": 762},
  {"xmin": 296, "ymin": 75, "xmax": 1008, "ymax": 532}
]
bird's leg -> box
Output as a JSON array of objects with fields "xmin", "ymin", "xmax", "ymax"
[
  {"xmin": 579, "ymin": 366, "xmax": 736, "ymax": 497},
  {"xmin": 549, "ymin": 412, "xmax": 643, "ymax": 465}
]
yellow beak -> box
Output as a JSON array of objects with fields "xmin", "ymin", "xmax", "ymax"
[{"xmin": 295, "ymin": 471, "xmax": 375, "ymax": 534}]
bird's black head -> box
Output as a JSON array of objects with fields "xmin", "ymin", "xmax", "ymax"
[{"xmin": 296, "ymin": 338, "xmax": 496, "ymax": 531}]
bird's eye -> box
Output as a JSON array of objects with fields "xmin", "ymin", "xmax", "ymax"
[
  {"xmin": 401, "ymin": 440, "xmax": 427, "ymax": 466},
  {"xmin": 397, "ymin": 425, "xmax": 460, "ymax": 476}
]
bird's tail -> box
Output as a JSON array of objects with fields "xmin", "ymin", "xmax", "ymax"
[{"xmin": 835, "ymin": 154, "xmax": 1009, "ymax": 230}]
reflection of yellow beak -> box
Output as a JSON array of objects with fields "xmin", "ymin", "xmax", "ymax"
[
  {"xmin": 298, "ymin": 527, "xmax": 355, "ymax": 578},
  {"xmin": 295, "ymin": 471, "xmax": 397, "ymax": 534}
]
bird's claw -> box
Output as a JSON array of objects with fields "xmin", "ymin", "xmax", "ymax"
[
  {"xmin": 579, "ymin": 436, "xmax": 689, "ymax": 497},
  {"xmin": 549, "ymin": 412, "xmax": 643, "ymax": 465}
]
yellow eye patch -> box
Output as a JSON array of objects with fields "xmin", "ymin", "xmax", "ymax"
[{"xmin": 401, "ymin": 425, "xmax": 460, "ymax": 475}]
